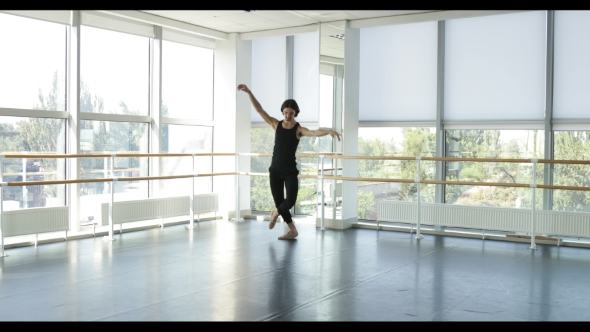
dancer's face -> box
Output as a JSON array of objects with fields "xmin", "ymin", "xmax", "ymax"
[{"xmin": 282, "ymin": 108, "xmax": 296, "ymax": 122}]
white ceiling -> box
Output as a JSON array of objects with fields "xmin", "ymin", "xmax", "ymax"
[{"xmin": 141, "ymin": 10, "xmax": 440, "ymax": 59}]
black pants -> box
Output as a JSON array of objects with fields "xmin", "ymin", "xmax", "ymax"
[{"xmin": 268, "ymin": 167, "xmax": 299, "ymax": 224}]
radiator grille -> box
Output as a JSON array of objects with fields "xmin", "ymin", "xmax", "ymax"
[
  {"xmin": 378, "ymin": 201, "xmax": 590, "ymax": 238},
  {"xmin": 3, "ymin": 207, "xmax": 69, "ymax": 237},
  {"xmin": 101, "ymin": 194, "xmax": 219, "ymax": 225}
]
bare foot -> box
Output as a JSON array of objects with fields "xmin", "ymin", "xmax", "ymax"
[
  {"xmin": 269, "ymin": 210, "xmax": 279, "ymax": 229},
  {"xmin": 278, "ymin": 230, "xmax": 298, "ymax": 240}
]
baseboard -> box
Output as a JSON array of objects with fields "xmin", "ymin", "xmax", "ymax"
[{"xmin": 316, "ymin": 217, "xmax": 358, "ymax": 230}]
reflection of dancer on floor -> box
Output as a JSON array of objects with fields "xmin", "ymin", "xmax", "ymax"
[{"xmin": 238, "ymin": 84, "xmax": 341, "ymax": 240}]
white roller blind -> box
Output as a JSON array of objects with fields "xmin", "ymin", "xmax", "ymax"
[
  {"xmin": 162, "ymin": 28, "xmax": 215, "ymax": 50},
  {"xmin": 553, "ymin": 11, "xmax": 590, "ymax": 120},
  {"xmin": 0, "ymin": 10, "xmax": 71, "ymax": 25},
  {"xmin": 293, "ymin": 32, "xmax": 320, "ymax": 123},
  {"xmin": 444, "ymin": 11, "xmax": 546, "ymax": 121},
  {"xmin": 81, "ymin": 11, "xmax": 154, "ymax": 38},
  {"xmin": 251, "ymin": 36, "xmax": 286, "ymax": 122},
  {"xmin": 359, "ymin": 21, "xmax": 438, "ymax": 121}
]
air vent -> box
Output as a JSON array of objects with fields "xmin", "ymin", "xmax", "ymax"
[{"xmin": 330, "ymin": 34, "xmax": 345, "ymax": 40}]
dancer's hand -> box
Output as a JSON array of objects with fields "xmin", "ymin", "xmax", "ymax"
[
  {"xmin": 237, "ymin": 84, "xmax": 251, "ymax": 94},
  {"xmin": 330, "ymin": 130, "xmax": 341, "ymax": 141}
]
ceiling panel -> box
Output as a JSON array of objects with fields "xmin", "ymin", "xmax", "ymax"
[
  {"xmin": 274, "ymin": 17, "xmax": 317, "ymax": 26},
  {"xmin": 242, "ymin": 20, "xmax": 289, "ymax": 30},
  {"xmin": 184, "ymin": 16, "xmax": 236, "ymax": 28},
  {"xmin": 218, "ymin": 24, "xmax": 254, "ymax": 33},
  {"xmin": 344, "ymin": 10, "xmax": 399, "ymax": 18},
  {"xmin": 250, "ymin": 10, "xmax": 301, "ymax": 20},
  {"xmin": 315, "ymin": 12, "xmax": 359, "ymax": 21},
  {"xmin": 194, "ymin": 10, "xmax": 245, "ymax": 17},
  {"xmin": 217, "ymin": 12, "xmax": 270, "ymax": 24},
  {"xmin": 141, "ymin": 10, "xmax": 214, "ymax": 20}
]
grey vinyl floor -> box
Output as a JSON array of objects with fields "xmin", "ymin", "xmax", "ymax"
[{"xmin": 0, "ymin": 218, "xmax": 589, "ymax": 321}]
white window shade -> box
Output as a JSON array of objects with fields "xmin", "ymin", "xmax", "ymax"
[
  {"xmin": 81, "ymin": 11, "xmax": 154, "ymax": 38},
  {"xmin": 444, "ymin": 11, "xmax": 546, "ymax": 121},
  {"xmin": 0, "ymin": 10, "xmax": 71, "ymax": 25},
  {"xmin": 162, "ymin": 28, "xmax": 215, "ymax": 50},
  {"xmin": 293, "ymin": 32, "xmax": 320, "ymax": 124},
  {"xmin": 553, "ymin": 11, "xmax": 590, "ymax": 120},
  {"xmin": 251, "ymin": 36, "xmax": 287, "ymax": 122},
  {"xmin": 359, "ymin": 21, "xmax": 438, "ymax": 121}
]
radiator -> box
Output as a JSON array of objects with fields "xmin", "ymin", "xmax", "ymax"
[
  {"xmin": 101, "ymin": 193, "xmax": 219, "ymax": 225},
  {"xmin": 193, "ymin": 193, "xmax": 219, "ymax": 214},
  {"xmin": 378, "ymin": 201, "xmax": 590, "ymax": 238},
  {"xmin": 2, "ymin": 206, "xmax": 69, "ymax": 237}
]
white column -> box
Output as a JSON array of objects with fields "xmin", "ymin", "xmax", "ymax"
[
  {"xmin": 213, "ymin": 34, "xmax": 252, "ymax": 220},
  {"xmin": 67, "ymin": 11, "xmax": 81, "ymax": 232},
  {"xmin": 339, "ymin": 22, "xmax": 361, "ymax": 229},
  {"xmin": 150, "ymin": 26, "xmax": 162, "ymax": 198}
]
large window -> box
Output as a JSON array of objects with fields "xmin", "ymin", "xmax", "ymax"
[
  {"xmin": 0, "ymin": 13, "xmax": 66, "ymax": 111},
  {"xmin": 358, "ymin": 127, "xmax": 436, "ymax": 220},
  {"xmin": 162, "ymin": 41, "xmax": 213, "ymax": 120},
  {"xmin": 445, "ymin": 129, "xmax": 544, "ymax": 208},
  {"xmin": 79, "ymin": 120, "xmax": 148, "ymax": 222},
  {"xmin": 160, "ymin": 124, "xmax": 213, "ymax": 197},
  {"xmin": 0, "ymin": 117, "xmax": 66, "ymax": 210},
  {"xmin": 80, "ymin": 26, "xmax": 149, "ymax": 115},
  {"xmin": 553, "ymin": 131, "xmax": 590, "ymax": 212}
]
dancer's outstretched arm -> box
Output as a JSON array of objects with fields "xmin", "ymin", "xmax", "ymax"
[
  {"xmin": 298, "ymin": 127, "xmax": 341, "ymax": 141},
  {"xmin": 237, "ymin": 84, "xmax": 279, "ymax": 130}
]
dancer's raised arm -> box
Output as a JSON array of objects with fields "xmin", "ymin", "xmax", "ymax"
[
  {"xmin": 237, "ymin": 84, "xmax": 279, "ymax": 130},
  {"xmin": 298, "ymin": 127, "xmax": 341, "ymax": 141}
]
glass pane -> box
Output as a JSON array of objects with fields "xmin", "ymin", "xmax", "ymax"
[
  {"xmin": 0, "ymin": 116, "xmax": 65, "ymax": 210},
  {"xmin": 319, "ymin": 74, "xmax": 334, "ymax": 128},
  {"xmin": 80, "ymin": 26, "xmax": 149, "ymax": 115},
  {"xmin": 0, "ymin": 13, "xmax": 66, "ymax": 111},
  {"xmin": 293, "ymin": 32, "xmax": 320, "ymax": 123},
  {"xmin": 251, "ymin": 36, "xmax": 286, "ymax": 122},
  {"xmin": 358, "ymin": 127, "xmax": 436, "ymax": 220},
  {"xmin": 160, "ymin": 124, "xmax": 213, "ymax": 196},
  {"xmin": 162, "ymin": 41, "xmax": 213, "ymax": 120},
  {"xmin": 296, "ymin": 135, "xmax": 321, "ymax": 216},
  {"xmin": 79, "ymin": 121, "xmax": 149, "ymax": 222},
  {"xmin": 444, "ymin": 11, "xmax": 546, "ymax": 120},
  {"xmin": 250, "ymin": 127, "xmax": 275, "ymax": 212},
  {"xmin": 553, "ymin": 131, "xmax": 590, "ymax": 212},
  {"xmin": 553, "ymin": 11, "xmax": 590, "ymax": 119},
  {"xmin": 445, "ymin": 129, "xmax": 544, "ymax": 209},
  {"xmin": 359, "ymin": 21, "xmax": 437, "ymax": 121}
]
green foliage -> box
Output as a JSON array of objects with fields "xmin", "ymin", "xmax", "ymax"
[
  {"xmin": 357, "ymin": 191, "xmax": 375, "ymax": 219},
  {"xmin": 445, "ymin": 129, "xmax": 544, "ymax": 209},
  {"xmin": 553, "ymin": 131, "xmax": 590, "ymax": 212},
  {"xmin": 399, "ymin": 128, "xmax": 436, "ymax": 202}
]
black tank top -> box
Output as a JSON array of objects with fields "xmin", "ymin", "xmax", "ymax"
[{"xmin": 270, "ymin": 121, "xmax": 300, "ymax": 173}]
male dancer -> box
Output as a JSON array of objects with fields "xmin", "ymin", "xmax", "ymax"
[{"xmin": 237, "ymin": 84, "xmax": 341, "ymax": 239}]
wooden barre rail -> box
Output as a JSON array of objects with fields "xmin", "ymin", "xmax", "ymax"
[
  {"xmin": 245, "ymin": 172, "xmax": 590, "ymax": 191},
  {"xmin": 246, "ymin": 153, "xmax": 590, "ymax": 165},
  {"xmin": 2, "ymin": 153, "xmax": 237, "ymax": 159},
  {"xmin": 3, "ymin": 170, "xmax": 590, "ymax": 191},
  {"xmin": 4, "ymin": 152, "xmax": 590, "ymax": 165},
  {"xmin": 2, "ymin": 172, "xmax": 237, "ymax": 187}
]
